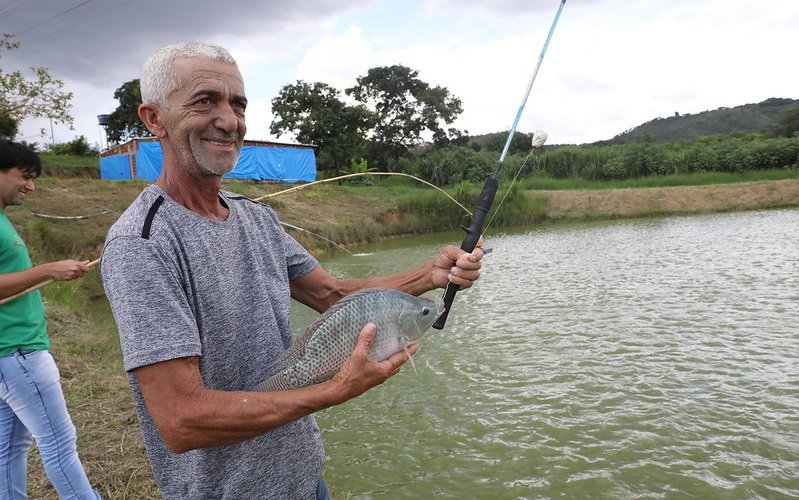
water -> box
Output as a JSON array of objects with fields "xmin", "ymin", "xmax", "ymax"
[{"xmin": 291, "ymin": 209, "xmax": 799, "ymax": 499}]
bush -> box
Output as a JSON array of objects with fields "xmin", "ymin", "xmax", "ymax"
[{"xmin": 46, "ymin": 136, "xmax": 98, "ymax": 157}]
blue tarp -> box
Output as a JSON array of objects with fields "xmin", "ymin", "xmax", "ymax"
[
  {"xmin": 135, "ymin": 142, "xmax": 164, "ymax": 181},
  {"xmin": 100, "ymin": 141, "xmax": 316, "ymax": 183},
  {"xmin": 99, "ymin": 154, "xmax": 132, "ymax": 180}
]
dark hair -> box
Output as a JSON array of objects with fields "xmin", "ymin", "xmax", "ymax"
[{"xmin": 0, "ymin": 139, "xmax": 42, "ymax": 176}]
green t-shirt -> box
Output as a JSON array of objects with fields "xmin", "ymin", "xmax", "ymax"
[{"xmin": 0, "ymin": 212, "xmax": 49, "ymax": 356}]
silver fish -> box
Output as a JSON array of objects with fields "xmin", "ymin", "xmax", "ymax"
[{"xmin": 255, "ymin": 287, "xmax": 445, "ymax": 392}]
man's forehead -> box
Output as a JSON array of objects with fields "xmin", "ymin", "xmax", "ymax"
[
  {"xmin": 173, "ymin": 57, "xmax": 241, "ymax": 79},
  {"xmin": 172, "ymin": 58, "xmax": 244, "ymax": 94}
]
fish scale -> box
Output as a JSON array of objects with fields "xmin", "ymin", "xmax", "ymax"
[{"xmin": 255, "ymin": 288, "xmax": 445, "ymax": 392}]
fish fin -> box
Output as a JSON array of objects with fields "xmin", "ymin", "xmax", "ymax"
[{"xmin": 401, "ymin": 342, "xmax": 417, "ymax": 375}]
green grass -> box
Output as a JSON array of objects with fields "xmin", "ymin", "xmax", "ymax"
[{"xmin": 39, "ymin": 153, "xmax": 99, "ymax": 169}]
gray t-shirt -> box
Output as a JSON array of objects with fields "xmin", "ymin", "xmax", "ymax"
[{"xmin": 101, "ymin": 185, "xmax": 324, "ymax": 499}]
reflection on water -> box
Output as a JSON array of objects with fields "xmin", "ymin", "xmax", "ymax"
[{"xmin": 292, "ymin": 209, "xmax": 799, "ymax": 499}]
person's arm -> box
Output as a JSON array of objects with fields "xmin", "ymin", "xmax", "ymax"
[
  {"xmin": 0, "ymin": 260, "xmax": 90, "ymax": 300},
  {"xmin": 290, "ymin": 244, "xmax": 485, "ymax": 313},
  {"xmin": 135, "ymin": 322, "xmax": 417, "ymax": 453}
]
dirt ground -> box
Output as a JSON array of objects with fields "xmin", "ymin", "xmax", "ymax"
[{"xmin": 539, "ymin": 178, "xmax": 799, "ymax": 220}]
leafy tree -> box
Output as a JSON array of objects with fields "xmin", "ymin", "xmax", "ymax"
[
  {"xmin": 0, "ymin": 110, "xmax": 17, "ymax": 139},
  {"xmin": 774, "ymin": 106, "xmax": 799, "ymax": 138},
  {"xmin": 270, "ymin": 80, "xmax": 374, "ymax": 173},
  {"xmin": 469, "ymin": 131, "xmax": 533, "ymax": 155},
  {"xmin": 346, "ymin": 65, "xmax": 463, "ymax": 169},
  {"xmin": 0, "ymin": 34, "xmax": 73, "ymax": 134},
  {"xmin": 106, "ymin": 79, "xmax": 149, "ymax": 144}
]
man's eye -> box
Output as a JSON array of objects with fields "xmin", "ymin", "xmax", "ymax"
[{"xmin": 197, "ymin": 97, "xmax": 211, "ymax": 106}]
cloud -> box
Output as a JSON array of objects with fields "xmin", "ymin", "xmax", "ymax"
[
  {"xmin": 2, "ymin": 0, "xmax": 363, "ymax": 83},
  {"xmin": 3, "ymin": 0, "xmax": 799, "ymax": 146}
]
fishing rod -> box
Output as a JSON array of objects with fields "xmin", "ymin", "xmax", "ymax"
[{"xmin": 433, "ymin": 0, "xmax": 566, "ymax": 330}]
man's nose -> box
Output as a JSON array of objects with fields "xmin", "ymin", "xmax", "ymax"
[{"xmin": 214, "ymin": 102, "xmax": 242, "ymax": 133}]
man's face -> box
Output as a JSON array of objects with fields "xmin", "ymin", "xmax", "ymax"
[
  {"xmin": 161, "ymin": 58, "xmax": 248, "ymax": 176},
  {"xmin": 0, "ymin": 167, "xmax": 36, "ymax": 210}
]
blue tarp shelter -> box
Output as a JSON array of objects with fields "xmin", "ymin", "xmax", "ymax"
[{"xmin": 100, "ymin": 138, "xmax": 316, "ymax": 183}]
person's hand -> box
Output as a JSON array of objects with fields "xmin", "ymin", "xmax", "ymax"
[
  {"xmin": 46, "ymin": 260, "xmax": 91, "ymax": 281},
  {"xmin": 328, "ymin": 323, "xmax": 418, "ymax": 403},
  {"xmin": 430, "ymin": 243, "xmax": 484, "ymax": 289}
]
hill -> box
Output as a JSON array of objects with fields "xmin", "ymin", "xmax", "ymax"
[
  {"xmin": 604, "ymin": 97, "xmax": 799, "ymax": 144},
  {"xmin": 468, "ymin": 97, "xmax": 799, "ymax": 148}
]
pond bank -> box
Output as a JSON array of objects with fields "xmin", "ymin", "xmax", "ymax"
[{"xmin": 535, "ymin": 178, "xmax": 799, "ymax": 221}]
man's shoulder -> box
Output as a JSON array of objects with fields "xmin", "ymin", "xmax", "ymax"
[{"xmin": 106, "ymin": 185, "xmax": 164, "ymax": 240}]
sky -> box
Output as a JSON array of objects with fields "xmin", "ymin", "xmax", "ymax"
[{"xmin": 2, "ymin": 0, "xmax": 798, "ymax": 148}]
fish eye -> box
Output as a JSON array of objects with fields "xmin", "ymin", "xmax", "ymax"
[{"xmin": 422, "ymin": 307, "xmax": 430, "ymax": 316}]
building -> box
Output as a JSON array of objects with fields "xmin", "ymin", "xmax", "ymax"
[{"xmin": 99, "ymin": 137, "xmax": 317, "ymax": 183}]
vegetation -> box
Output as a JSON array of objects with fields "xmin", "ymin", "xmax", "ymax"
[
  {"xmin": 0, "ymin": 34, "xmax": 74, "ymax": 138},
  {"xmin": 606, "ymin": 97, "xmax": 799, "ymax": 144},
  {"xmin": 531, "ymin": 133, "xmax": 799, "ymax": 182},
  {"xmin": 345, "ymin": 64, "xmax": 463, "ymax": 168},
  {"xmin": 270, "ymin": 81, "xmax": 373, "ymax": 172},
  {"xmin": 105, "ymin": 79, "xmax": 149, "ymax": 144},
  {"xmin": 271, "ymin": 65, "xmax": 463, "ymax": 174}
]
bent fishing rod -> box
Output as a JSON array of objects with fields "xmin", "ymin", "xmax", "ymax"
[{"xmin": 433, "ymin": 0, "xmax": 566, "ymax": 330}]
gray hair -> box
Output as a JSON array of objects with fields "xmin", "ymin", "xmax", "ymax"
[{"xmin": 140, "ymin": 42, "xmax": 238, "ymax": 110}]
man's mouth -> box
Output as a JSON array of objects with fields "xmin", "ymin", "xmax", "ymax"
[{"xmin": 204, "ymin": 136, "xmax": 240, "ymax": 149}]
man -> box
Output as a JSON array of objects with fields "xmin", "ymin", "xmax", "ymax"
[
  {"xmin": 0, "ymin": 139, "xmax": 100, "ymax": 499},
  {"xmin": 101, "ymin": 42, "xmax": 483, "ymax": 499}
]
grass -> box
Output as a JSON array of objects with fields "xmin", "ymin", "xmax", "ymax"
[{"xmin": 8, "ymin": 159, "xmax": 799, "ymax": 497}]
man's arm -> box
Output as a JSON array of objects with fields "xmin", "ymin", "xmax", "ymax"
[
  {"xmin": 135, "ymin": 323, "xmax": 417, "ymax": 453},
  {"xmin": 0, "ymin": 260, "xmax": 90, "ymax": 300},
  {"xmin": 290, "ymin": 244, "xmax": 484, "ymax": 313}
]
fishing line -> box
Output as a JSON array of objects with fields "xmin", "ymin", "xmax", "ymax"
[
  {"xmin": 433, "ymin": 0, "xmax": 566, "ymax": 330},
  {"xmin": 482, "ymin": 130, "xmax": 548, "ymax": 234}
]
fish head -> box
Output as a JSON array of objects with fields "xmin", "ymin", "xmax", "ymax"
[{"xmin": 397, "ymin": 294, "xmax": 446, "ymax": 343}]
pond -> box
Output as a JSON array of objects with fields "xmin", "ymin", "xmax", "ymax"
[{"xmin": 294, "ymin": 209, "xmax": 799, "ymax": 499}]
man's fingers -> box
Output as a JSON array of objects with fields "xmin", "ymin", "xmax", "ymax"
[{"xmin": 356, "ymin": 323, "xmax": 377, "ymax": 351}]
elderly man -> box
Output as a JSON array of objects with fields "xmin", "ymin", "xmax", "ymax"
[{"xmin": 101, "ymin": 42, "xmax": 483, "ymax": 499}]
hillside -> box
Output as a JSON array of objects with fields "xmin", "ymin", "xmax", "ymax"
[
  {"xmin": 605, "ymin": 97, "xmax": 799, "ymax": 144},
  {"xmin": 469, "ymin": 97, "xmax": 799, "ymax": 148}
]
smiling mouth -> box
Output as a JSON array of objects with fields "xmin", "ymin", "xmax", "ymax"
[{"xmin": 206, "ymin": 139, "xmax": 237, "ymax": 148}]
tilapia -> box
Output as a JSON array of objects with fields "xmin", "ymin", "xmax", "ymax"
[{"xmin": 255, "ymin": 287, "xmax": 445, "ymax": 392}]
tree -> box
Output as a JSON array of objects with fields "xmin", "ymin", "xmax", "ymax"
[
  {"xmin": 774, "ymin": 106, "xmax": 799, "ymax": 138},
  {"xmin": 0, "ymin": 110, "xmax": 17, "ymax": 139},
  {"xmin": 270, "ymin": 80, "xmax": 374, "ymax": 173},
  {"xmin": 106, "ymin": 79, "xmax": 149, "ymax": 144},
  {"xmin": 346, "ymin": 65, "xmax": 463, "ymax": 170},
  {"xmin": 0, "ymin": 34, "xmax": 73, "ymax": 135}
]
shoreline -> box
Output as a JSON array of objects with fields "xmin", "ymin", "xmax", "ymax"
[{"xmin": 533, "ymin": 178, "xmax": 799, "ymax": 222}]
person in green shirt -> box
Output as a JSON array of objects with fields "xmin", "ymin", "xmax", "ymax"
[{"xmin": 0, "ymin": 139, "xmax": 100, "ymax": 499}]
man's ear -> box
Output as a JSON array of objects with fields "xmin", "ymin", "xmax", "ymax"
[{"xmin": 138, "ymin": 103, "xmax": 167, "ymax": 138}]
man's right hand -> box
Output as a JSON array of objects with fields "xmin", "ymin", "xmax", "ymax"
[{"xmin": 47, "ymin": 260, "xmax": 91, "ymax": 281}]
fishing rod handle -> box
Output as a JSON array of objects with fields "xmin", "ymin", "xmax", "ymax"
[{"xmin": 433, "ymin": 177, "xmax": 498, "ymax": 330}]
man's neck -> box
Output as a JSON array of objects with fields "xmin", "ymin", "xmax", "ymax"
[{"xmin": 156, "ymin": 167, "xmax": 228, "ymax": 221}]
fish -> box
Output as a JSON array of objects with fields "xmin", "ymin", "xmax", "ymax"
[{"xmin": 255, "ymin": 287, "xmax": 445, "ymax": 392}]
